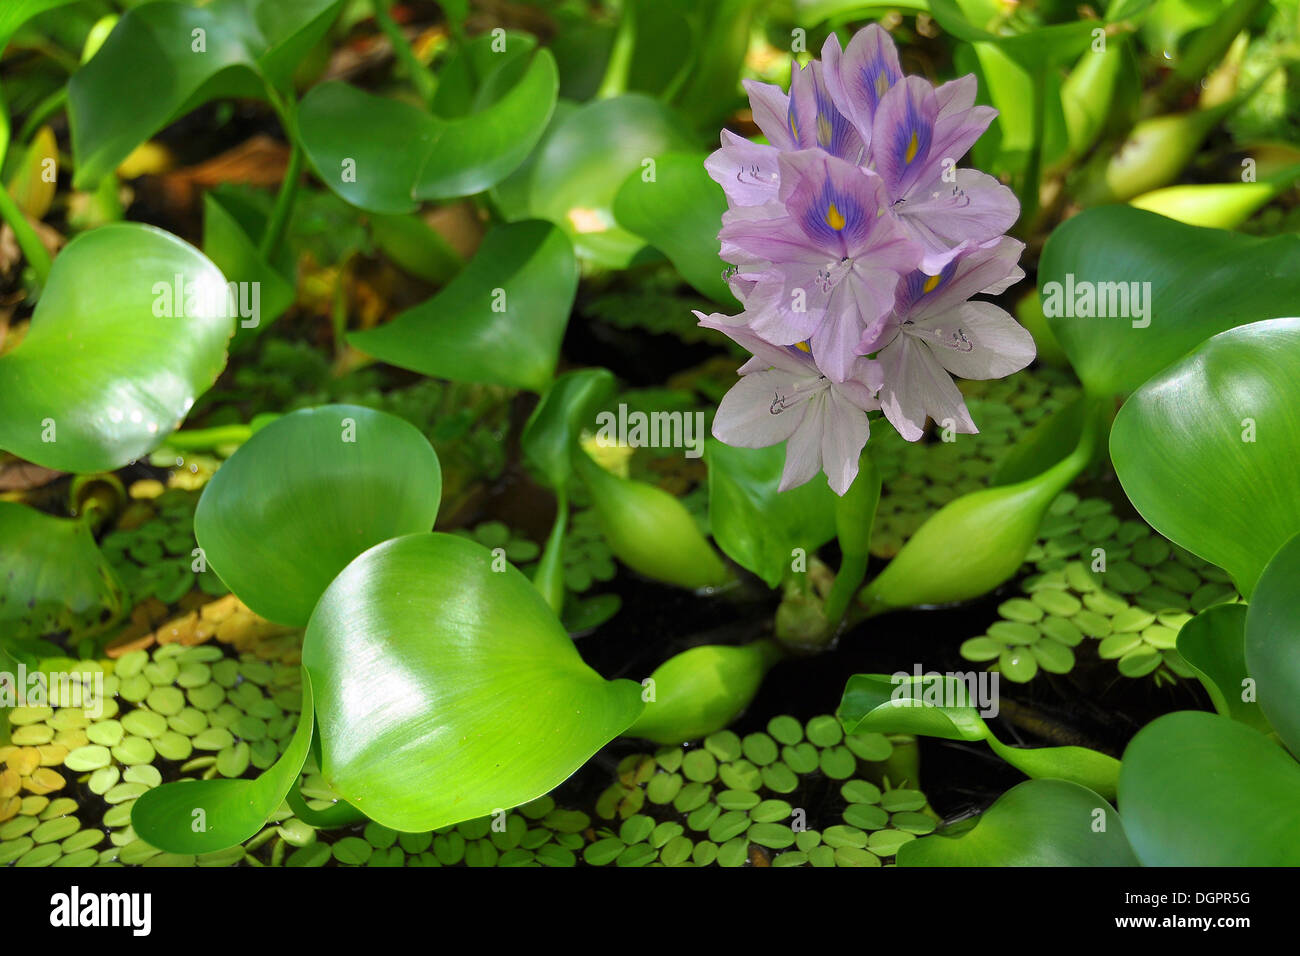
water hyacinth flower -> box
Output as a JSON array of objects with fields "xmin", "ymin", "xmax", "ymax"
[
  {"xmin": 700, "ymin": 22, "xmax": 1034, "ymax": 494},
  {"xmin": 867, "ymin": 74, "xmax": 1018, "ymax": 271},
  {"xmin": 861, "ymin": 236, "xmax": 1035, "ymax": 441},
  {"xmin": 696, "ymin": 311, "xmax": 881, "ymax": 495},
  {"xmin": 717, "ymin": 150, "xmax": 921, "ymax": 382}
]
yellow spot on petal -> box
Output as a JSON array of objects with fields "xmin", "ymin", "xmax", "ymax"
[
  {"xmin": 825, "ymin": 202, "xmax": 846, "ymax": 230},
  {"xmin": 922, "ymin": 273, "xmax": 942, "ymax": 294},
  {"xmin": 794, "ymin": 340, "xmax": 812, "ymax": 353},
  {"xmin": 876, "ymin": 72, "xmax": 890, "ymax": 99},
  {"xmin": 904, "ymin": 131, "xmax": 919, "ymax": 164},
  {"xmin": 790, "ymin": 115, "xmax": 799, "ymax": 140},
  {"xmin": 817, "ymin": 112, "xmax": 833, "ymax": 147}
]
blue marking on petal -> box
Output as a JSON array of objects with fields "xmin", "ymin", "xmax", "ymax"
[
  {"xmin": 799, "ymin": 178, "xmax": 866, "ymax": 250},
  {"xmin": 857, "ymin": 55, "xmax": 901, "ymax": 113}
]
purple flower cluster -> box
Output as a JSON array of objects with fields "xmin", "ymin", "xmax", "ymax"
[{"xmin": 697, "ymin": 26, "xmax": 1034, "ymax": 495}]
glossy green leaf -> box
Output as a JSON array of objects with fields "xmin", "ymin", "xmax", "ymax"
[
  {"xmin": 706, "ymin": 440, "xmax": 837, "ymax": 589},
  {"xmin": 416, "ymin": 49, "xmax": 558, "ymax": 200},
  {"xmin": 1039, "ymin": 206, "xmax": 1300, "ymax": 397},
  {"xmin": 622, "ymin": 0, "xmax": 695, "ymax": 99},
  {"xmin": 613, "ymin": 152, "xmax": 737, "ymax": 306},
  {"xmin": 348, "ymin": 220, "xmax": 577, "ymax": 392},
  {"xmin": 521, "ymin": 368, "xmax": 617, "ymax": 491},
  {"xmin": 297, "ymin": 50, "xmax": 558, "ymax": 213},
  {"xmin": 1111, "ymin": 318, "xmax": 1300, "ymax": 597},
  {"xmin": 669, "ymin": 0, "xmax": 758, "ymax": 129},
  {"xmin": 626, "ymin": 640, "xmax": 783, "ymax": 745},
  {"xmin": 0, "ymin": 502, "xmax": 122, "ymax": 640},
  {"xmin": 0, "ymin": 0, "xmax": 80, "ymax": 53},
  {"xmin": 430, "ymin": 29, "xmax": 536, "ymax": 118},
  {"xmin": 194, "ymin": 405, "xmax": 441, "ymax": 627},
  {"xmin": 1177, "ymin": 604, "xmax": 1270, "ymax": 733},
  {"xmin": 1245, "ymin": 531, "xmax": 1300, "ymax": 755},
  {"xmin": 132, "ymin": 670, "xmax": 315, "ymax": 853},
  {"xmin": 296, "ymin": 83, "xmax": 433, "ymax": 215},
  {"xmin": 899, "ymin": 780, "xmax": 1138, "ymax": 866},
  {"xmin": 1119, "ymin": 710, "xmax": 1300, "ymax": 866},
  {"xmin": 201, "ymin": 193, "xmax": 294, "ymax": 346},
  {"xmin": 839, "ymin": 673, "xmax": 1119, "ymax": 797},
  {"xmin": 927, "ymin": 0, "xmax": 1099, "ymax": 69},
  {"xmin": 524, "ymin": 94, "xmax": 695, "ymax": 268},
  {"xmin": 302, "ymin": 532, "xmax": 644, "ymax": 831},
  {"xmin": 69, "ymin": 0, "xmax": 344, "ymax": 188},
  {"xmin": 0, "ymin": 223, "xmax": 233, "ymax": 472},
  {"xmin": 839, "ymin": 673, "xmax": 988, "ymax": 741}
]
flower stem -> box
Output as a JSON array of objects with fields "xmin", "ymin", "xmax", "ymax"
[
  {"xmin": 165, "ymin": 422, "xmax": 260, "ymax": 451},
  {"xmin": 259, "ymin": 137, "xmax": 302, "ymax": 260},
  {"xmin": 824, "ymin": 448, "xmax": 881, "ymax": 627},
  {"xmin": 372, "ymin": 0, "xmax": 438, "ymax": 106},
  {"xmin": 0, "ymin": 183, "xmax": 52, "ymax": 286}
]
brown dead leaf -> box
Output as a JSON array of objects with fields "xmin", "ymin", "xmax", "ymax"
[
  {"xmin": 154, "ymin": 134, "xmax": 292, "ymax": 214},
  {"xmin": 0, "ymin": 460, "xmax": 63, "ymax": 492}
]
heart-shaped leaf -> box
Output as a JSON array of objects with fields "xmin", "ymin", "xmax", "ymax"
[
  {"xmin": 839, "ymin": 673, "xmax": 989, "ymax": 741},
  {"xmin": 927, "ymin": 0, "xmax": 1100, "ymax": 69},
  {"xmin": 1177, "ymin": 603, "xmax": 1271, "ymax": 734},
  {"xmin": 0, "ymin": 502, "xmax": 122, "ymax": 640},
  {"xmin": 297, "ymin": 49, "xmax": 558, "ymax": 213},
  {"xmin": 69, "ymin": 0, "xmax": 344, "ymax": 188},
  {"xmin": 296, "ymin": 82, "xmax": 434, "ymax": 215},
  {"xmin": 0, "ymin": 0, "xmax": 80, "ymax": 54},
  {"xmin": 348, "ymin": 220, "xmax": 578, "ymax": 392},
  {"xmin": 194, "ymin": 404, "xmax": 441, "ymax": 627},
  {"xmin": 0, "ymin": 223, "xmax": 233, "ymax": 472},
  {"xmin": 302, "ymin": 532, "xmax": 644, "ymax": 831},
  {"xmin": 612, "ymin": 151, "xmax": 737, "ymax": 306},
  {"xmin": 132, "ymin": 670, "xmax": 315, "ymax": 853},
  {"xmin": 899, "ymin": 779, "xmax": 1138, "ymax": 866},
  {"xmin": 1111, "ymin": 317, "xmax": 1300, "ymax": 597},
  {"xmin": 1119, "ymin": 710, "xmax": 1300, "ymax": 866},
  {"xmin": 1039, "ymin": 206, "xmax": 1300, "ymax": 397},
  {"xmin": 1245, "ymin": 531, "xmax": 1300, "ymax": 756},
  {"xmin": 521, "ymin": 94, "xmax": 695, "ymax": 268},
  {"xmin": 201, "ymin": 193, "xmax": 295, "ymax": 347},
  {"xmin": 707, "ymin": 440, "xmax": 837, "ymax": 589},
  {"xmin": 431, "ymin": 29, "xmax": 537, "ymax": 118},
  {"xmin": 521, "ymin": 368, "xmax": 617, "ymax": 492}
]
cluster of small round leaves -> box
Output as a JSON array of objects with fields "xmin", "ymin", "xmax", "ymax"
[
  {"xmin": 961, "ymin": 492, "xmax": 1239, "ymax": 684},
  {"xmin": 870, "ymin": 367, "xmax": 1079, "ymax": 558},
  {"xmin": 1, "ymin": 643, "xmax": 300, "ymax": 867},
  {"xmin": 100, "ymin": 489, "xmax": 227, "ymax": 608},
  {"xmin": 591, "ymin": 715, "xmax": 937, "ymax": 867}
]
